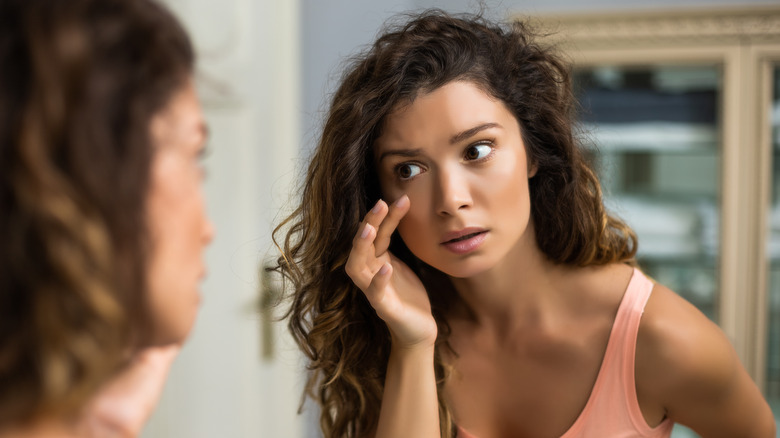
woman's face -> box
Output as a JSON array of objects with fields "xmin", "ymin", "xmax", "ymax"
[
  {"xmin": 145, "ymin": 79, "xmax": 213, "ymax": 345},
  {"xmin": 375, "ymin": 80, "xmax": 535, "ymax": 278}
]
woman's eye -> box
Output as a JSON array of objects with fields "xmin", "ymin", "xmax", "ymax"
[
  {"xmin": 396, "ymin": 163, "xmax": 423, "ymax": 180},
  {"xmin": 465, "ymin": 144, "xmax": 492, "ymax": 161}
]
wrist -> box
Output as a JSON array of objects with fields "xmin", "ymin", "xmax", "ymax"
[
  {"xmin": 388, "ymin": 325, "xmax": 438, "ymax": 353},
  {"xmin": 389, "ymin": 338, "xmax": 436, "ymax": 359}
]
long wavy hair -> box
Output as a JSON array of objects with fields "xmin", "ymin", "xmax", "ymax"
[
  {"xmin": 273, "ymin": 10, "xmax": 637, "ymax": 437},
  {"xmin": 0, "ymin": 0, "xmax": 193, "ymax": 426}
]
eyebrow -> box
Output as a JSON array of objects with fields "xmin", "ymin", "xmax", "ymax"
[
  {"xmin": 378, "ymin": 122, "xmax": 502, "ymax": 163},
  {"xmin": 449, "ymin": 122, "xmax": 500, "ymax": 145},
  {"xmin": 377, "ymin": 148, "xmax": 424, "ymax": 162}
]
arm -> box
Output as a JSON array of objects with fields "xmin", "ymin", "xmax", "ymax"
[
  {"xmin": 636, "ymin": 284, "xmax": 776, "ymax": 438},
  {"xmin": 345, "ymin": 196, "xmax": 441, "ymax": 438},
  {"xmin": 378, "ymin": 343, "xmax": 439, "ymax": 438}
]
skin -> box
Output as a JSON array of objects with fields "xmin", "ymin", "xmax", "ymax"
[
  {"xmin": 347, "ymin": 80, "xmax": 775, "ymax": 438},
  {"xmin": 146, "ymin": 79, "xmax": 214, "ymax": 345},
  {"xmin": 75, "ymin": 346, "xmax": 181, "ymax": 437}
]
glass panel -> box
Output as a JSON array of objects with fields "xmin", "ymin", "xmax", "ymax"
[
  {"xmin": 767, "ymin": 64, "xmax": 780, "ymax": 429},
  {"xmin": 573, "ymin": 65, "xmax": 722, "ymax": 322}
]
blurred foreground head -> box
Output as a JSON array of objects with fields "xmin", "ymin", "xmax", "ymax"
[{"xmin": 0, "ymin": 0, "xmax": 205, "ymax": 428}]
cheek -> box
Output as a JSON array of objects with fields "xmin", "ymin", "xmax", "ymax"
[
  {"xmin": 150, "ymin": 164, "xmax": 203, "ymax": 238},
  {"xmin": 144, "ymin": 157, "xmax": 203, "ymax": 343},
  {"xmin": 396, "ymin": 195, "xmax": 431, "ymax": 251},
  {"xmin": 491, "ymin": 152, "xmax": 531, "ymax": 205}
]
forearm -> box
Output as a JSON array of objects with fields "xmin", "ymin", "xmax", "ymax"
[{"xmin": 375, "ymin": 344, "xmax": 440, "ymax": 438}]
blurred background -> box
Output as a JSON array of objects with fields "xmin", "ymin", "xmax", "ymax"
[{"xmin": 142, "ymin": 0, "xmax": 780, "ymax": 437}]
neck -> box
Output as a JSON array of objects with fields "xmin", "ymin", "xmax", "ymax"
[{"xmin": 448, "ymin": 226, "xmax": 572, "ymax": 331}]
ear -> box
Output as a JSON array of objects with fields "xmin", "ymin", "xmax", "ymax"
[{"xmin": 528, "ymin": 161, "xmax": 538, "ymax": 178}]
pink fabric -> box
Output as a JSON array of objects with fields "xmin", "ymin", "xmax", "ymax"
[{"xmin": 457, "ymin": 268, "xmax": 674, "ymax": 438}]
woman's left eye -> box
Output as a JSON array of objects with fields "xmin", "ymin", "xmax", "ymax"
[{"xmin": 464, "ymin": 144, "xmax": 493, "ymax": 161}]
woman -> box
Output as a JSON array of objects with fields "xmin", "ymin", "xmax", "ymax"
[
  {"xmin": 0, "ymin": 0, "xmax": 213, "ymax": 436},
  {"xmin": 275, "ymin": 10, "xmax": 776, "ymax": 438}
]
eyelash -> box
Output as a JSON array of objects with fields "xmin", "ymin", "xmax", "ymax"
[{"xmin": 392, "ymin": 140, "xmax": 497, "ymax": 182}]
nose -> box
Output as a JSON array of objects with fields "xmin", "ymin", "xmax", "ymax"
[
  {"xmin": 203, "ymin": 215, "xmax": 215, "ymax": 244},
  {"xmin": 435, "ymin": 167, "xmax": 472, "ymax": 216}
]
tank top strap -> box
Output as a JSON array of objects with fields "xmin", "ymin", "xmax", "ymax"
[{"xmin": 562, "ymin": 268, "xmax": 673, "ymax": 437}]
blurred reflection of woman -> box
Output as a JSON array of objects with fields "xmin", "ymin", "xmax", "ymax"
[
  {"xmin": 275, "ymin": 10, "xmax": 776, "ymax": 438},
  {"xmin": 0, "ymin": 0, "xmax": 213, "ymax": 436}
]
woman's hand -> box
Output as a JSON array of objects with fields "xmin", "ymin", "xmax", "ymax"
[
  {"xmin": 76, "ymin": 345, "xmax": 180, "ymax": 437},
  {"xmin": 345, "ymin": 195, "xmax": 438, "ymax": 349}
]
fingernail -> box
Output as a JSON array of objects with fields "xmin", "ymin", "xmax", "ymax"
[
  {"xmin": 360, "ymin": 224, "xmax": 372, "ymax": 239},
  {"xmin": 379, "ymin": 263, "xmax": 390, "ymax": 275},
  {"xmin": 394, "ymin": 195, "xmax": 408, "ymax": 208},
  {"xmin": 371, "ymin": 201, "xmax": 383, "ymax": 214}
]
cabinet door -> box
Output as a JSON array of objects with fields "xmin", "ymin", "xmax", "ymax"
[{"xmin": 573, "ymin": 65, "xmax": 721, "ymax": 322}]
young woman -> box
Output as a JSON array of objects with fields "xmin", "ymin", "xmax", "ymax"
[
  {"xmin": 275, "ymin": 10, "xmax": 776, "ymax": 438},
  {"xmin": 0, "ymin": 0, "xmax": 213, "ymax": 436}
]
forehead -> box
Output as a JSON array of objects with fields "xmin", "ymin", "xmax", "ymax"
[
  {"xmin": 376, "ymin": 81, "xmax": 513, "ymax": 149},
  {"xmin": 150, "ymin": 81, "xmax": 205, "ymax": 144}
]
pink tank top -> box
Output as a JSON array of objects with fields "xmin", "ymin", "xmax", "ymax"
[{"xmin": 458, "ymin": 268, "xmax": 674, "ymax": 438}]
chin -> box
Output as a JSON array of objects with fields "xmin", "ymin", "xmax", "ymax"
[
  {"xmin": 426, "ymin": 256, "xmax": 494, "ymax": 279},
  {"xmin": 150, "ymin": 316, "xmax": 198, "ymax": 346},
  {"xmin": 152, "ymin": 329, "xmax": 192, "ymax": 346}
]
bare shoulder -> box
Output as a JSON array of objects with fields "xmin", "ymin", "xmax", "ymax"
[
  {"xmin": 635, "ymin": 280, "xmax": 776, "ymax": 437},
  {"xmin": 635, "ymin": 283, "xmax": 733, "ymax": 402}
]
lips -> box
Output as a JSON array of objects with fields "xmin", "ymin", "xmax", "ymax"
[
  {"xmin": 441, "ymin": 227, "xmax": 488, "ymax": 254},
  {"xmin": 441, "ymin": 227, "xmax": 487, "ymax": 243}
]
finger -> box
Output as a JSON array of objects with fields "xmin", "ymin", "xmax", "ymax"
[
  {"xmin": 363, "ymin": 262, "xmax": 392, "ymax": 310},
  {"xmin": 363, "ymin": 199, "xmax": 389, "ymax": 231},
  {"xmin": 345, "ymin": 223, "xmax": 377, "ymax": 290},
  {"xmin": 351, "ymin": 199, "xmax": 386, "ymax": 249},
  {"xmin": 350, "ymin": 219, "xmax": 376, "ymax": 249},
  {"xmin": 374, "ymin": 194, "xmax": 410, "ymax": 256}
]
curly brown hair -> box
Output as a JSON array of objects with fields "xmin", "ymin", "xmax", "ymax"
[
  {"xmin": 0, "ymin": 0, "xmax": 193, "ymax": 426},
  {"xmin": 273, "ymin": 9, "xmax": 637, "ymax": 437}
]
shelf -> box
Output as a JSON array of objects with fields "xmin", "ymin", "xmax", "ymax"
[
  {"xmin": 605, "ymin": 195, "xmax": 719, "ymax": 260},
  {"xmin": 580, "ymin": 122, "xmax": 718, "ymax": 153}
]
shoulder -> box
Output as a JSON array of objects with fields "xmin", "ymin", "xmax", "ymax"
[
  {"xmin": 635, "ymin": 280, "xmax": 776, "ymax": 437},
  {"xmin": 635, "ymin": 282, "xmax": 733, "ymax": 400}
]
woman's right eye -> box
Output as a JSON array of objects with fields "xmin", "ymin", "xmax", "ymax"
[{"xmin": 396, "ymin": 163, "xmax": 423, "ymax": 181}]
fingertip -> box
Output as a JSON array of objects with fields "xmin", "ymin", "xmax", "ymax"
[
  {"xmin": 378, "ymin": 263, "xmax": 391, "ymax": 276},
  {"xmin": 360, "ymin": 223, "xmax": 374, "ymax": 239},
  {"xmin": 394, "ymin": 194, "xmax": 409, "ymax": 209},
  {"xmin": 371, "ymin": 199, "xmax": 387, "ymax": 214}
]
